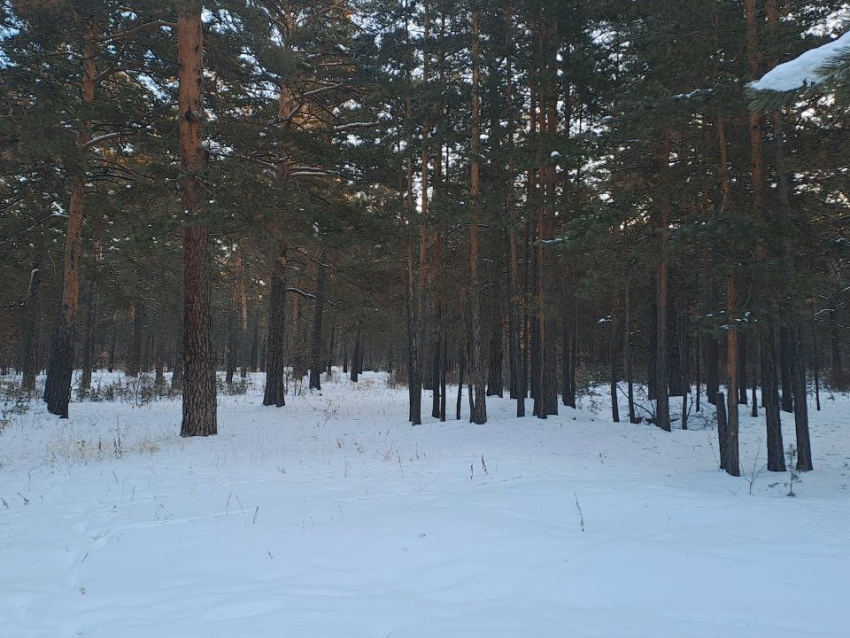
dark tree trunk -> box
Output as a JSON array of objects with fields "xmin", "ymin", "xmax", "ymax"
[
  {"xmin": 725, "ymin": 273, "xmax": 740, "ymax": 477},
  {"xmin": 225, "ymin": 307, "xmax": 238, "ymax": 384},
  {"xmin": 468, "ymin": 9, "xmax": 486, "ymax": 425},
  {"xmin": 738, "ymin": 334, "xmax": 748, "ymax": 405},
  {"xmin": 486, "ymin": 316, "xmax": 503, "ymax": 397},
  {"xmin": 431, "ymin": 336, "xmax": 441, "ymax": 418},
  {"xmin": 154, "ymin": 322, "xmax": 165, "ymax": 387},
  {"xmin": 308, "ymin": 248, "xmax": 327, "ymax": 391},
  {"xmin": 695, "ymin": 335, "xmax": 701, "ymax": 413},
  {"xmin": 351, "ymin": 326, "xmax": 361, "ymax": 383},
  {"xmin": 171, "ymin": 304, "xmax": 184, "ymax": 391},
  {"xmin": 780, "ymin": 326, "xmax": 793, "ymax": 413},
  {"xmin": 44, "ymin": 23, "xmax": 98, "ymax": 418},
  {"xmin": 762, "ymin": 324, "xmax": 785, "ymax": 472},
  {"xmin": 625, "ymin": 282, "xmax": 638, "ymax": 423},
  {"xmin": 126, "ymin": 304, "xmax": 142, "ymax": 377},
  {"xmin": 439, "ymin": 335, "xmax": 447, "ymax": 421},
  {"xmin": 610, "ymin": 289, "xmax": 621, "ymax": 423},
  {"xmin": 791, "ymin": 324, "xmax": 813, "ymax": 471},
  {"xmin": 404, "ymin": 244, "xmax": 419, "ymax": 421},
  {"xmin": 80, "ymin": 281, "xmax": 97, "ymax": 390},
  {"xmin": 342, "ymin": 333, "xmax": 348, "ymax": 374},
  {"xmin": 456, "ymin": 347, "xmax": 465, "ymax": 421},
  {"xmin": 107, "ymin": 326, "xmax": 116, "ymax": 374},
  {"xmin": 263, "ymin": 243, "xmax": 287, "ymax": 407},
  {"xmin": 648, "ymin": 280, "xmax": 658, "ymax": 402},
  {"xmin": 22, "ymin": 250, "xmax": 42, "ymax": 393},
  {"xmin": 706, "ymin": 337, "xmax": 719, "ymax": 405},
  {"xmin": 716, "ymin": 391, "xmax": 728, "ymax": 471},
  {"xmin": 326, "ymin": 322, "xmax": 335, "ymax": 377},
  {"xmin": 250, "ymin": 305, "xmax": 259, "ymax": 373},
  {"xmin": 178, "ymin": 8, "xmax": 217, "ymax": 437},
  {"xmin": 812, "ymin": 306, "xmax": 821, "ymax": 411}
]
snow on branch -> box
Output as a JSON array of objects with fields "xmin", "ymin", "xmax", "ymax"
[
  {"xmin": 82, "ymin": 132, "xmax": 122, "ymax": 149},
  {"xmin": 750, "ymin": 31, "xmax": 850, "ymax": 93},
  {"xmin": 333, "ymin": 121, "xmax": 380, "ymax": 132}
]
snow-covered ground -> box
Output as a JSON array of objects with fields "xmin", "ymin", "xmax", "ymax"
[{"xmin": 1, "ymin": 371, "xmax": 848, "ymax": 638}]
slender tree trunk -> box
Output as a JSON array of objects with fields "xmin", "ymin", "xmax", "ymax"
[
  {"xmin": 456, "ymin": 346, "xmax": 465, "ymax": 421},
  {"xmin": 487, "ymin": 314, "xmax": 504, "ymax": 397},
  {"xmin": 725, "ymin": 271, "xmax": 740, "ymax": 476},
  {"xmin": 126, "ymin": 303, "xmax": 142, "ymax": 377},
  {"xmin": 80, "ymin": 281, "xmax": 97, "ymax": 390},
  {"xmin": 468, "ymin": 8, "xmax": 486, "ymax": 424},
  {"xmin": 610, "ymin": 288, "xmax": 621, "ymax": 423},
  {"xmin": 326, "ymin": 322, "xmax": 335, "ymax": 378},
  {"xmin": 263, "ymin": 243, "xmax": 287, "ymax": 407},
  {"xmin": 779, "ymin": 327, "xmax": 793, "ymax": 412},
  {"xmin": 22, "ymin": 249, "xmax": 42, "ymax": 393},
  {"xmin": 308, "ymin": 247, "xmax": 327, "ymax": 390},
  {"xmin": 763, "ymin": 323, "xmax": 785, "ymax": 471},
  {"xmin": 791, "ymin": 326, "xmax": 813, "ymax": 471},
  {"xmin": 625, "ymin": 280, "xmax": 638, "ymax": 423},
  {"xmin": 404, "ymin": 243, "xmax": 420, "ymax": 422},
  {"xmin": 225, "ymin": 246, "xmax": 245, "ymax": 384},
  {"xmin": 717, "ymin": 114, "xmax": 738, "ymax": 473},
  {"xmin": 716, "ymin": 391, "xmax": 728, "ymax": 470},
  {"xmin": 351, "ymin": 326, "xmax": 361, "ymax": 383},
  {"xmin": 655, "ymin": 136, "xmax": 671, "ymax": 431},
  {"xmin": 738, "ymin": 335, "xmax": 748, "ymax": 405},
  {"xmin": 812, "ymin": 304, "xmax": 821, "ymax": 411},
  {"xmin": 154, "ymin": 321, "xmax": 165, "ymax": 387},
  {"xmin": 178, "ymin": 7, "xmax": 217, "ymax": 437}
]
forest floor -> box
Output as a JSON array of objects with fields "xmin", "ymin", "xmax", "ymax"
[{"xmin": 0, "ymin": 371, "xmax": 848, "ymax": 637}]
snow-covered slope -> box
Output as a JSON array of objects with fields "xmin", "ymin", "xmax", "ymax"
[{"xmin": 1, "ymin": 372, "xmax": 848, "ymax": 637}]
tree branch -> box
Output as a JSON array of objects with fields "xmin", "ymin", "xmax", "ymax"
[{"xmin": 97, "ymin": 20, "xmax": 177, "ymax": 44}]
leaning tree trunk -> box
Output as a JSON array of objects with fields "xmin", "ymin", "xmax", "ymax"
[
  {"xmin": 263, "ymin": 243, "xmax": 287, "ymax": 407},
  {"xmin": 178, "ymin": 7, "xmax": 217, "ymax": 437}
]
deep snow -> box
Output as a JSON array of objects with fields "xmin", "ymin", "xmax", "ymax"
[{"xmin": 1, "ymin": 371, "xmax": 848, "ymax": 637}]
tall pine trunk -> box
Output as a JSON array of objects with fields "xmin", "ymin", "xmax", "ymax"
[
  {"xmin": 468, "ymin": 8, "xmax": 486, "ymax": 424},
  {"xmin": 178, "ymin": 7, "xmax": 217, "ymax": 437}
]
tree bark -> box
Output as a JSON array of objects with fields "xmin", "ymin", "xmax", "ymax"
[
  {"xmin": 44, "ymin": 22, "xmax": 98, "ymax": 417},
  {"xmin": 178, "ymin": 7, "xmax": 217, "ymax": 437},
  {"xmin": 468, "ymin": 8, "xmax": 486, "ymax": 425},
  {"xmin": 263, "ymin": 243, "xmax": 287, "ymax": 407},
  {"xmin": 762, "ymin": 323, "xmax": 785, "ymax": 471}
]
